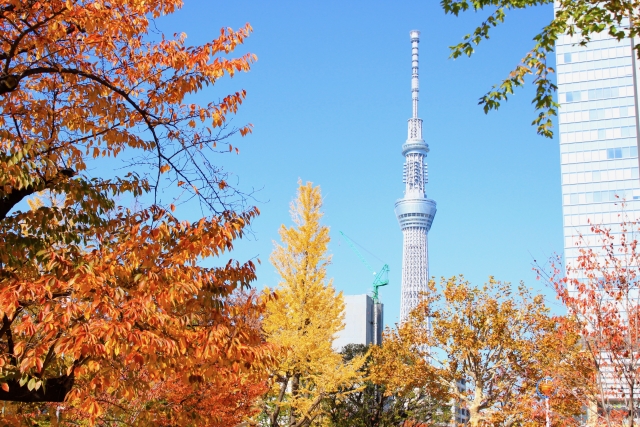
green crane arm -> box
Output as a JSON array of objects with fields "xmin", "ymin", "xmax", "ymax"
[
  {"xmin": 371, "ymin": 264, "xmax": 389, "ymax": 304},
  {"xmin": 339, "ymin": 231, "xmax": 389, "ymax": 304},
  {"xmin": 339, "ymin": 231, "xmax": 376, "ymax": 276}
]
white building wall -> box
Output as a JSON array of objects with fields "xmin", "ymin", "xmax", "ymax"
[
  {"xmin": 555, "ymin": 22, "xmax": 640, "ymax": 265},
  {"xmin": 554, "ymin": 8, "xmax": 640, "ymax": 414},
  {"xmin": 333, "ymin": 294, "xmax": 379, "ymax": 351}
]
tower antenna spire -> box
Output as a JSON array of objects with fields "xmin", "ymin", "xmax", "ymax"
[{"xmin": 411, "ymin": 30, "xmax": 420, "ymax": 119}]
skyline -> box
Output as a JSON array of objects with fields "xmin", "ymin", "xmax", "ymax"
[{"xmin": 151, "ymin": 1, "xmax": 565, "ymax": 326}]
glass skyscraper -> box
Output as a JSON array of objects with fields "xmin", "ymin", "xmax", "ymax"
[{"xmin": 555, "ymin": 28, "xmax": 640, "ymax": 266}]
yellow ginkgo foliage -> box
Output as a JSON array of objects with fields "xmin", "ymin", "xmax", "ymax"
[{"xmin": 261, "ymin": 181, "xmax": 365, "ymax": 427}]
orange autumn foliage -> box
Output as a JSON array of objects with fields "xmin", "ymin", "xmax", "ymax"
[
  {"xmin": 0, "ymin": 0, "xmax": 272, "ymax": 423},
  {"xmin": 0, "ymin": 293, "xmax": 272, "ymax": 426},
  {"xmin": 4, "ymin": 352, "xmax": 270, "ymax": 427},
  {"xmin": 59, "ymin": 371, "xmax": 268, "ymax": 427}
]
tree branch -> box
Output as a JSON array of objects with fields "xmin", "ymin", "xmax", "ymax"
[
  {"xmin": 3, "ymin": 6, "xmax": 68, "ymax": 74},
  {"xmin": 0, "ymin": 168, "xmax": 75, "ymax": 221},
  {"xmin": 269, "ymin": 374, "xmax": 289, "ymax": 427},
  {"xmin": 3, "ymin": 314, "xmax": 16, "ymax": 366},
  {"xmin": 0, "ymin": 374, "xmax": 73, "ymax": 402}
]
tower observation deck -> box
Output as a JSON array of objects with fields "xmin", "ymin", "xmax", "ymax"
[{"xmin": 394, "ymin": 30, "xmax": 437, "ymax": 323}]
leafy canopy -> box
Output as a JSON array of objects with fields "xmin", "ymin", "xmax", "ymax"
[
  {"xmin": 379, "ymin": 275, "xmax": 584, "ymax": 427},
  {"xmin": 0, "ymin": 0, "xmax": 272, "ymax": 421}
]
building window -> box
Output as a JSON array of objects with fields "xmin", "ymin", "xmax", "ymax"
[{"xmin": 607, "ymin": 148, "xmax": 623, "ymax": 159}]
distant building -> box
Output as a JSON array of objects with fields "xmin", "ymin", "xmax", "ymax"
[{"xmin": 333, "ymin": 294, "xmax": 383, "ymax": 351}]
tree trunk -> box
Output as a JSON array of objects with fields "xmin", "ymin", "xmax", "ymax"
[
  {"xmin": 270, "ymin": 375, "xmax": 289, "ymax": 427},
  {"xmin": 468, "ymin": 406, "xmax": 481, "ymax": 427},
  {"xmin": 630, "ymin": 383, "xmax": 635, "ymax": 427},
  {"xmin": 467, "ymin": 384, "xmax": 484, "ymax": 427},
  {"xmin": 289, "ymin": 374, "xmax": 299, "ymax": 427}
]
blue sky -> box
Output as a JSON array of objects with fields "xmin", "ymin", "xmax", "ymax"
[{"xmin": 155, "ymin": 1, "xmax": 565, "ymax": 326}]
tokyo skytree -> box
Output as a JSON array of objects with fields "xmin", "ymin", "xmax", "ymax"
[{"xmin": 394, "ymin": 30, "xmax": 437, "ymax": 323}]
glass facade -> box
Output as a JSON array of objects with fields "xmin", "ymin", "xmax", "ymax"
[{"xmin": 556, "ymin": 29, "xmax": 640, "ymax": 267}]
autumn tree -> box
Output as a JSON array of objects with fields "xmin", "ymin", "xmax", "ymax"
[
  {"xmin": 1, "ymin": 291, "xmax": 272, "ymax": 426},
  {"xmin": 441, "ymin": 0, "xmax": 640, "ymax": 137},
  {"xmin": 260, "ymin": 181, "xmax": 365, "ymax": 427},
  {"xmin": 126, "ymin": 292, "xmax": 272, "ymax": 427},
  {"xmin": 329, "ymin": 342, "xmax": 450, "ymax": 427},
  {"xmin": 323, "ymin": 344, "xmax": 385, "ymax": 427},
  {"xmin": 538, "ymin": 213, "xmax": 640, "ymax": 427},
  {"xmin": 381, "ymin": 275, "xmax": 585, "ymax": 427},
  {"xmin": 0, "ymin": 0, "xmax": 273, "ymax": 421},
  {"xmin": 5, "ymin": 355, "xmax": 269, "ymax": 426}
]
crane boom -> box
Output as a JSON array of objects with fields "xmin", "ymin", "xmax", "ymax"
[
  {"xmin": 339, "ymin": 231, "xmax": 389, "ymax": 304},
  {"xmin": 339, "ymin": 231, "xmax": 376, "ymax": 275}
]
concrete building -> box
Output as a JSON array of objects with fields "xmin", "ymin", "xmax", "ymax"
[
  {"xmin": 394, "ymin": 30, "xmax": 437, "ymax": 323},
  {"xmin": 333, "ymin": 294, "xmax": 383, "ymax": 351}
]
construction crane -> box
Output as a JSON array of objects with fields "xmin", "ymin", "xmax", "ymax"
[
  {"xmin": 339, "ymin": 231, "xmax": 388, "ymax": 346},
  {"xmin": 339, "ymin": 231, "xmax": 389, "ymax": 304}
]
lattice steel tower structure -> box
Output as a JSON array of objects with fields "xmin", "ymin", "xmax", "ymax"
[{"xmin": 395, "ymin": 30, "xmax": 437, "ymax": 323}]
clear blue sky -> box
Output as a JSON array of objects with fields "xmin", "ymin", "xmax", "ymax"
[{"xmin": 154, "ymin": 1, "xmax": 564, "ymax": 326}]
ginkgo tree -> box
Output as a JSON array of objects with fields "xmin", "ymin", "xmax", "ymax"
[
  {"xmin": 260, "ymin": 181, "xmax": 365, "ymax": 427},
  {"xmin": 0, "ymin": 0, "xmax": 273, "ymax": 421}
]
